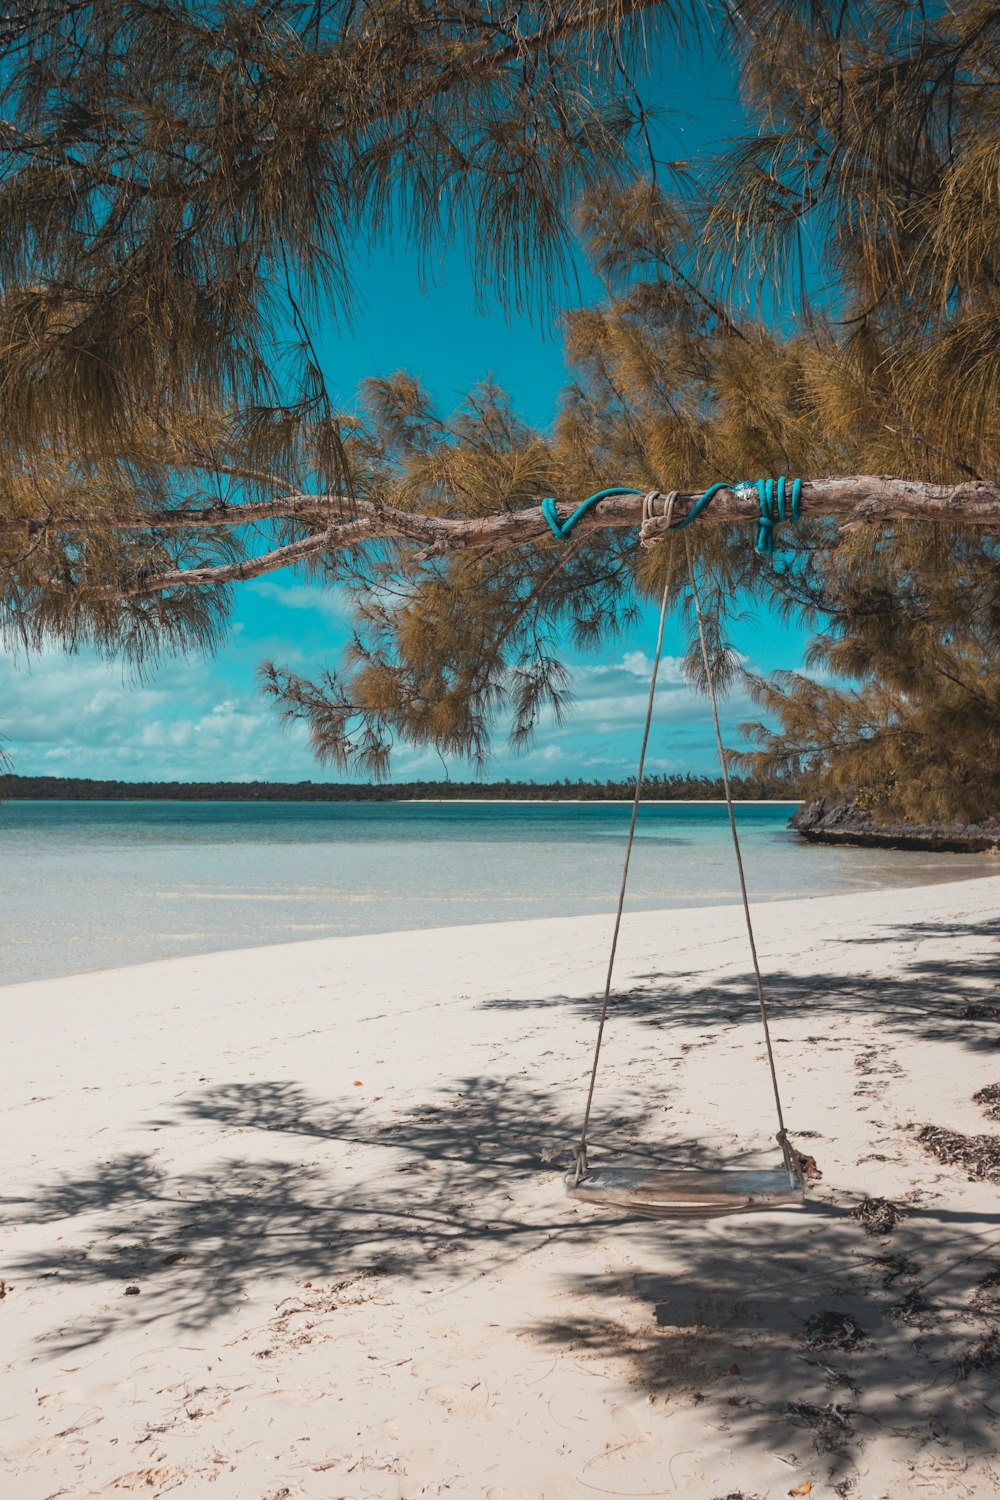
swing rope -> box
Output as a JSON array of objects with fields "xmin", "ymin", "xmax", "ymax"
[
  {"xmin": 572, "ymin": 493, "xmax": 796, "ymax": 1187},
  {"xmin": 572, "ymin": 492, "xmax": 680, "ymax": 1186},
  {"xmin": 683, "ymin": 530, "xmax": 795, "ymax": 1179}
]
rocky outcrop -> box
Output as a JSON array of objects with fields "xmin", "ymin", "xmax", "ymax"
[{"xmin": 789, "ymin": 798, "xmax": 1000, "ymax": 854}]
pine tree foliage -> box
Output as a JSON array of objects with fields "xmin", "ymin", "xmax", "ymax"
[
  {"xmin": 264, "ymin": 0, "xmax": 1000, "ymax": 806},
  {"xmin": 2, "ymin": 2, "xmax": 999, "ymax": 818},
  {"xmin": 0, "ymin": 0, "xmax": 693, "ymax": 659},
  {"xmin": 700, "ymin": 0, "xmax": 1000, "ymax": 820},
  {"xmin": 262, "ymin": 373, "xmax": 646, "ymax": 776},
  {"xmin": 734, "ymin": 533, "xmax": 1000, "ymax": 824}
]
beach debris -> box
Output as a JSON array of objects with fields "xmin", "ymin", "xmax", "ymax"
[
  {"xmin": 868, "ymin": 1251, "xmax": 919, "ymax": 1285},
  {"xmin": 851, "ymin": 1195, "xmax": 905, "ymax": 1235},
  {"xmin": 787, "ymin": 1399, "xmax": 855, "ymax": 1451},
  {"xmin": 802, "ymin": 1310, "xmax": 867, "ymax": 1350},
  {"xmin": 105, "ymin": 1468, "xmax": 185, "ymax": 1492},
  {"xmin": 353, "ymin": 1080, "xmax": 363, "ymax": 1086},
  {"xmin": 0, "ymin": 1279, "xmax": 7, "ymax": 1299},
  {"xmin": 969, "ymin": 1266, "xmax": 1000, "ymax": 1320},
  {"xmin": 788, "ymin": 1485, "xmax": 813, "ymax": 1497},
  {"xmin": 918, "ymin": 1124, "xmax": 1000, "ymax": 1182},
  {"xmin": 791, "ymin": 1148, "xmax": 822, "ymax": 1181},
  {"xmin": 955, "ymin": 1327, "xmax": 1000, "ymax": 1380},
  {"xmin": 890, "ymin": 1287, "xmax": 935, "ymax": 1326},
  {"xmin": 973, "ymin": 1083, "xmax": 1000, "ymax": 1120},
  {"xmin": 124, "ymin": 1285, "xmax": 141, "ymax": 1296},
  {"xmin": 817, "ymin": 1364, "xmax": 860, "ymax": 1395}
]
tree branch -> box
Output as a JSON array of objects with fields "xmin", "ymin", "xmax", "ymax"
[{"xmin": 37, "ymin": 476, "xmax": 1000, "ymax": 598}]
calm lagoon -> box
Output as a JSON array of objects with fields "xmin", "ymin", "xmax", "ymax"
[{"xmin": 0, "ymin": 799, "xmax": 990, "ymax": 984}]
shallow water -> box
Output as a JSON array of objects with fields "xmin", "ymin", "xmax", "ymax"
[{"xmin": 0, "ymin": 799, "xmax": 991, "ymax": 985}]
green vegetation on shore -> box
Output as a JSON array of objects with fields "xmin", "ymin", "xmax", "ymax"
[{"xmin": 1, "ymin": 774, "xmax": 797, "ymax": 803}]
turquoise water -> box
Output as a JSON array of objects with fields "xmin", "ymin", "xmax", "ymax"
[{"xmin": 0, "ymin": 799, "xmax": 991, "ymax": 985}]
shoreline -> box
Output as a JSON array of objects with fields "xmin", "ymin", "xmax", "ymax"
[
  {"xmin": 3, "ymin": 861, "xmax": 994, "ymax": 991},
  {"xmin": 5, "ymin": 795, "xmax": 802, "ymax": 805}
]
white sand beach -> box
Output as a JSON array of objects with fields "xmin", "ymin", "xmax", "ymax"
[{"xmin": 3, "ymin": 874, "xmax": 1000, "ymax": 1499}]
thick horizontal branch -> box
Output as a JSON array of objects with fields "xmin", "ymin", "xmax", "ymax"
[
  {"xmin": 45, "ymin": 476, "xmax": 1000, "ymax": 598},
  {"xmin": 118, "ymin": 520, "xmax": 376, "ymax": 593}
]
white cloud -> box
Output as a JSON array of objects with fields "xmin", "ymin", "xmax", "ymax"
[
  {"xmin": 619, "ymin": 651, "xmax": 687, "ymax": 683},
  {"xmin": 248, "ymin": 579, "xmax": 355, "ymax": 624},
  {"xmin": 0, "ymin": 645, "xmax": 319, "ymax": 782},
  {"xmin": 0, "ymin": 623, "xmax": 798, "ymax": 784}
]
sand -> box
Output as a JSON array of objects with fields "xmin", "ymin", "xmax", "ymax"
[{"xmin": 3, "ymin": 874, "xmax": 1000, "ymax": 1499}]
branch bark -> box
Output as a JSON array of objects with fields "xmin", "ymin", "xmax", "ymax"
[{"xmin": 38, "ymin": 476, "xmax": 1000, "ymax": 598}]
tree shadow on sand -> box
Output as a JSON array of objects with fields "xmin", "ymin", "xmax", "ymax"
[
  {"xmin": 3, "ymin": 1074, "xmax": 724, "ymax": 1345},
  {"xmin": 5, "ymin": 1071, "xmax": 1000, "ymax": 1478},
  {"xmin": 482, "ymin": 913, "xmax": 1000, "ymax": 1054},
  {"xmin": 529, "ymin": 1195, "xmax": 1000, "ymax": 1483},
  {"xmin": 6, "ymin": 905, "xmax": 1000, "ymax": 1477}
]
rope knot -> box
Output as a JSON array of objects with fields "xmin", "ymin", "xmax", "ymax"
[
  {"xmin": 544, "ymin": 477, "xmax": 804, "ymax": 555},
  {"xmin": 639, "ymin": 490, "xmax": 678, "ymax": 549}
]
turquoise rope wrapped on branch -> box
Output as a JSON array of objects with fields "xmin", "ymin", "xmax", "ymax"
[
  {"xmin": 540, "ymin": 486, "xmax": 642, "ymax": 539},
  {"xmin": 540, "ymin": 476, "xmax": 803, "ymax": 554},
  {"xmin": 752, "ymin": 475, "xmax": 802, "ymax": 554}
]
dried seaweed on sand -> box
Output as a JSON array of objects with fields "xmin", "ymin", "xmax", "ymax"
[
  {"xmin": 787, "ymin": 1399, "xmax": 855, "ymax": 1452},
  {"xmin": 962, "ymin": 1003, "xmax": 1000, "ymax": 1021},
  {"xmin": 918, "ymin": 1124, "xmax": 1000, "ymax": 1182},
  {"xmin": 851, "ymin": 1196, "xmax": 904, "ymax": 1235},
  {"xmin": 802, "ymin": 1310, "xmax": 867, "ymax": 1350},
  {"xmin": 868, "ymin": 1251, "xmax": 919, "ymax": 1285},
  {"xmin": 973, "ymin": 1083, "xmax": 1000, "ymax": 1120},
  {"xmin": 955, "ymin": 1328, "xmax": 1000, "ymax": 1380}
]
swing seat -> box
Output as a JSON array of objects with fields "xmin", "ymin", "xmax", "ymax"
[{"xmin": 565, "ymin": 1164, "xmax": 805, "ymax": 1219}]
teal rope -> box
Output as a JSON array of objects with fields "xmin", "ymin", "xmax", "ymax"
[
  {"xmin": 541, "ymin": 486, "xmax": 643, "ymax": 539},
  {"xmin": 668, "ymin": 481, "xmax": 737, "ymax": 533},
  {"xmin": 542, "ymin": 476, "xmax": 803, "ymax": 554},
  {"xmin": 753, "ymin": 476, "xmax": 802, "ymax": 554}
]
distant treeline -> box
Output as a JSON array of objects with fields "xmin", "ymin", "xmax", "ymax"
[{"xmin": 2, "ymin": 774, "xmax": 800, "ymax": 802}]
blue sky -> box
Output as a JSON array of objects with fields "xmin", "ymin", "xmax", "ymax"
[{"xmin": 1, "ymin": 35, "xmax": 818, "ymax": 784}]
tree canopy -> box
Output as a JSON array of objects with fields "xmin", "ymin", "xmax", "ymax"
[
  {"xmin": 2, "ymin": 1, "xmax": 999, "ymax": 819},
  {"xmin": 264, "ymin": 0, "xmax": 1000, "ymax": 801},
  {"xmin": 0, "ymin": 0, "xmax": 689, "ymax": 655}
]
